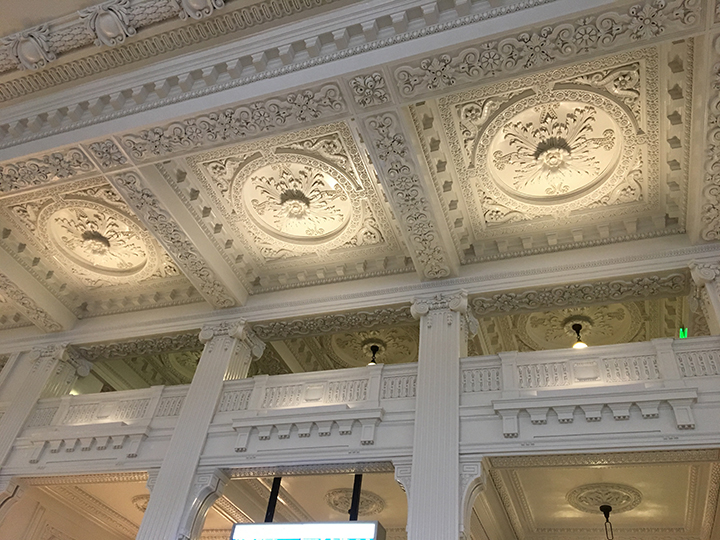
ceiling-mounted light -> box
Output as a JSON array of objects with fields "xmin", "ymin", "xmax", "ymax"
[
  {"xmin": 572, "ymin": 323, "xmax": 588, "ymax": 349},
  {"xmin": 600, "ymin": 504, "xmax": 613, "ymax": 540},
  {"xmin": 368, "ymin": 344, "xmax": 379, "ymax": 366}
]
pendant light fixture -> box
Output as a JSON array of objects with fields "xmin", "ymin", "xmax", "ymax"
[
  {"xmin": 600, "ymin": 505, "xmax": 613, "ymax": 540},
  {"xmin": 368, "ymin": 344, "xmax": 379, "ymax": 366},
  {"xmin": 572, "ymin": 323, "xmax": 588, "ymax": 349}
]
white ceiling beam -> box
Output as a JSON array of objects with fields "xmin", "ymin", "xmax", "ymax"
[
  {"xmin": 269, "ymin": 341, "xmax": 306, "ymax": 374},
  {"xmin": 358, "ymin": 110, "xmax": 460, "ymax": 280},
  {"xmin": 105, "ymin": 167, "xmax": 248, "ymax": 309},
  {"xmin": 0, "ymin": 248, "xmax": 77, "ymax": 332}
]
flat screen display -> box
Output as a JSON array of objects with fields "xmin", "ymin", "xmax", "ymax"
[{"xmin": 230, "ymin": 522, "xmax": 386, "ymax": 540}]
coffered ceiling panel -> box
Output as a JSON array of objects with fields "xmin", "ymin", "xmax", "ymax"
[
  {"xmin": 0, "ymin": 174, "xmax": 201, "ymax": 319},
  {"xmin": 173, "ymin": 121, "xmax": 413, "ymax": 292},
  {"xmin": 411, "ymin": 42, "xmax": 692, "ymax": 262}
]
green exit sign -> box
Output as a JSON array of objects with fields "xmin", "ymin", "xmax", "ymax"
[{"xmin": 679, "ymin": 328, "xmax": 688, "ymax": 339}]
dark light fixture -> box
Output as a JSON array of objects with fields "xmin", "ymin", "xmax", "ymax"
[
  {"xmin": 368, "ymin": 344, "xmax": 379, "ymax": 366},
  {"xmin": 572, "ymin": 323, "xmax": 588, "ymax": 349},
  {"xmin": 600, "ymin": 504, "xmax": 613, "ymax": 540}
]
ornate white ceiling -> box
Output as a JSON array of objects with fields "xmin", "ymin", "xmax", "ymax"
[{"xmin": 0, "ymin": 0, "xmax": 715, "ymax": 335}]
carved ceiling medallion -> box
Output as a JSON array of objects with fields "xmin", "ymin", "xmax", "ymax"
[
  {"xmin": 488, "ymin": 102, "xmax": 620, "ymax": 201},
  {"xmin": 518, "ymin": 303, "xmax": 642, "ymax": 350},
  {"xmin": 47, "ymin": 206, "xmax": 149, "ymax": 275},
  {"xmin": 31, "ymin": 193, "xmax": 163, "ymax": 285},
  {"xmin": 241, "ymin": 161, "xmax": 353, "ymax": 242},
  {"xmin": 325, "ymin": 488, "xmax": 386, "ymax": 516},
  {"xmin": 329, "ymin": 327, "xmax": 419, "ymax": 367},
  {"xmin": 567, "ymin": 483, "xmax": 642, "ymax": 514},
  {"xmin": 477, "ymin": 90, "xmax": 636, "ymax": 217}
]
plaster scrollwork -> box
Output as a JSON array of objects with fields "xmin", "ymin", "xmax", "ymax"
[
  {"xmin": 1, "ymin": 25, "xmax": 56, "ymax": 70},
  {"xmin": 173, "ymin": 0, "xmax": 225, "ymax": 20},
  {"xmin": 364, "ymin": 113, "xmax": 452, "ymax": 279},
  {"xmin": 0, "ymin": 149, "xmax": 95, "ymax": 194},
  {"xmin": 121, "ymin": 85, "xmax": 346, "ymax": 161},
  {"xmin": 0, "ymin": 272, "xmax": 63, "ymax": 332},
  {"xmin": 393, "ymin": 0, "xmax": 699, "ymax": 98},
  {"xmin": 251, "ymin": 305, "xmax": 414, "ymax": 340},
  {"xmin": 80, "ymin": 0, "xmax": 137, "ymax": 47},
  {"xmin": 200, "ymin": 320, "xmax": 265, "ymax": 358},
  {"xmin": 349, "ymin": 72, "xmax": 390, "ymax": 108},
  {"xmin": 470, "ymin": 272, "xmax": 688, "ymax": 316},
  {"xmin": 571, "ymin": 63, "xmax": 642, "ymax": 120},
  {"xmin": 110, "ymin": 171, "xmax": 235, "ymax": 308},
  {"xmin": 689, "ymin": 260, "xmax": 720, "ymax": 286}
]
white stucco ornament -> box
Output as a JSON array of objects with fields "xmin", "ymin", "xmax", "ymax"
[
  {"xmin": 241, "ymin": 161, "xmax": 352, "ymax": 242},
  {"xmin": 173, "ymin": 0, "xmax": 225, "ymax": 19},
  {"xmin": 48, "ymin": 206, "xmax": 149, "ymax": 275},
  {"xmin": 567, "ymin": 483, "xmax": 642, "ymax": 514},
  {"xmin": 2, "ymin": 27, "xmax": 56, "ymax": 70},
  {"xmin": 80, "ymin": 0, "xmax": 137, "ymax": 47},
  {"xmin": 489, "ymin": 102, "xmax": 620, "ymax": 201}
]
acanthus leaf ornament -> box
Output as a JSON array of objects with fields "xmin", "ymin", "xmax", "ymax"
[
  {"xmin": 0, "ymin": 149, "xmax": 95, "ymax": 194},
  {"xmin": 0, "ymin": 272, "xmax": 63, "ymax": 332},
  {"xmin": 79, "ymin": 0, "xmax": 137, "ymax": 48}
]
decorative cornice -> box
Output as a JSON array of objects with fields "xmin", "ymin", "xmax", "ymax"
[
  {"xmin": 470, "ymin": 272, "xmax": 689, "ymax": 316},
  {"xmin": 0, "ymin": 0, "xmax": 559, "ymax": 149},
  {"xmin": 108, "ymin": 171, "xmax": 236, "ymax": 308},
  {"xmin": 75, "ymin": 331, "xmax": 202, "ymax": 361},
  {"xmin": 0, "ymin": 271, "xmax": 63, "ymax": 332},
  {"xmin": 363, "ymin": 112, "xmax": 453, "ymax": 279},
  {"xmin": 120, "ymin": 84, "xmax": 346, "ymax": 161},
  {"xmin": 251, "ymin": 305, "xmax": 414, "ymax": 340},
  {"xmin": 21, "ymin": 472, "xmax": 149, "ymax": 485},
  {"xmin": 0, "ymin": 0, "xmax": 343, "ymax": 77},
  {"xmin": 487, "ymin": 449, "xmax": 720, "ymax": 469},
  {"xmin": 227, "ymin": 461, "xmax": 395, "ymax": 478}
]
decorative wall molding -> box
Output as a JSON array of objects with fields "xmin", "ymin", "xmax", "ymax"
[
  {"xmin": 493, "ymin": 387, "xmax": 698, "ymax": 438},
  {"xmin": 0, "ymin": 26, "xmax": 56, "ymax": 71},
  {"xmin": 349, "ymin": 72, "xmax": 390, "ymax": 108},
  {"xmin": 363, "ymin": 112, "xmax": 454, "ymax": 279},
  {"xmin": 251, "ymin": 305, "xmax": 414, "ymax": 340},
  {"xmin": 109, "ymin": 171, "xmax": 235, "ymax": 308},
  {"xmin": 232, "ymin": 405, "xmax": 384, "ymax": 451},
  {"xmin": 470, "ymin": 273, "xmax": 688, "ymax": 316},
  {"xmin": 0, "ymin": 148, "xmax": 96, "ymax": 195},
  {"xmin": 75, "ymin": 332, "xmax": 202, "ymax": 361},
  {"xmin": 393, "ymin": 0, "xmax": 700, "ymax": 99},
  {"xmin": 120, "ymin": 84, "xmax": 346, "ymax": 161},
  {"xmin": 0, "ymin": 272, "xmax": 63, "ymax": 332}
]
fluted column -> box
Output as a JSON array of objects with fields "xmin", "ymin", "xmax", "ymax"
[
  {"xmin": 408, "ymin": 291, "xmax": 477, "ymax": 540},
  {"xmin": 689, "ymin": 261, "xmax": 720, "ymax": 335},
  {"xmin": 0, "ymin": 345, "xmax": 68, "ymax": 469},
  {"xmin": 137, "ymin": 320, "xmax": 264, "ymax": 540}
]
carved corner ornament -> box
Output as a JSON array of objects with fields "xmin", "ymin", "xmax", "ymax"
[{"xmin": 689, "ymin": 260, "xmax": 720, "ymax": 286}]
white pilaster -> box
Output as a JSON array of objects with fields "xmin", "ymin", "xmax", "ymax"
[
  {"xmin": 408, "ymin": 291, "xmax": 476, "ymax": 540},
  {"xmin": 0, "ymin": 345, "xmax": 67, "ymax": 469},
  {"xmin": 690, "ymin": 261, "xmax": 720, "ymax": 335},
  {"xmin": 136, "ymin": 320, "xmax": 263, "ymax": 540}
]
